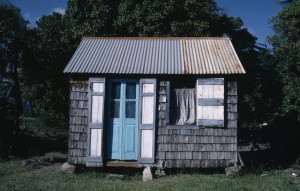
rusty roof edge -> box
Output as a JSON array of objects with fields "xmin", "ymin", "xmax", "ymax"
[
  {"xmin": 82, "ymin": 36, "xmax": 230, "ymax": 40},
  {"xmin": 227, "ymin": 38, "xmax": 246, "ymax": 74}
]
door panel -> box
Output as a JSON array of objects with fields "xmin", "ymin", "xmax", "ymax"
[
  {"xmin": 107, "ymin": 80, "xmax": 138, "ymax": 160},
  {"xmin": 109, "ymin": 124, "xmax": 121, "ymax": 159},
  {"xmin": 123, "ymin": 124, "xmax": 136, "ymax": 159}
]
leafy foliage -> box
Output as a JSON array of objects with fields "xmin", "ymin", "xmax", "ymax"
[
  {"xmin": 65, "ymin": 0, "xmax": 118, "ymax": 42},
  {"xmin": 269, "ymin": 0, "xmax": 300, "ymax": 119},
  {"xmin": 22, "ymin": 13, "xmax": 70, "ymax": 129},
  {"xmin": 63, "ymin": 0, "xmax": 257, "ymax": 44},
  {"xmin": 115, "ymin": 0, "xmax": 222, "ymax": 36},
  {"xmin": 0, "ymin": 1, "xmax": 27, "ymax": 74},
  {"xmin": 237, "ymin": 0, "xmax": 300, "ymax": 165},
  {"xmin": 0, "ymin": 0, "xmax": 28, "ymax": 158},
  {"xmin": 237, "ymin": 0, "xmax": 300, "ymax": 128}
]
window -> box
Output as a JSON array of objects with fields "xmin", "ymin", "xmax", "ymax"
[
  {"xmin": 167, "ymin": 78, "xmax": 225, "ymax": 128},
  {"xmin": 169, "ymin": 77, "xmax": 197, "ymax": 125}
]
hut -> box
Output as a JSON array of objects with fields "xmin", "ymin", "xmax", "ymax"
[{"xmin": 63, "ymin": 37, "xmax": 245, "ymax": 168}]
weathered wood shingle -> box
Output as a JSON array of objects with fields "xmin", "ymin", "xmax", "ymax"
[
  {"xmin": 156, "ymin": 80, "xmax": 238, "ymax": 168},
  {"xmin": 67, "ymin": 78, "xmax": 238, "ymax": 168},
  {"xmin": 68, "ymin": 79, "xmax": 88, "ymax": 165}
]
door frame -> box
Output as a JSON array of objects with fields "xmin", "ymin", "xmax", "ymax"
[{"xmin": 106, "ymin": 79, "xmax": 139, "ymax": 161}]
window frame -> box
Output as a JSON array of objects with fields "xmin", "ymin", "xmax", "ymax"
[{"xmin": 166, "ymin": 78, "xmax": 226, "ymax": 129}]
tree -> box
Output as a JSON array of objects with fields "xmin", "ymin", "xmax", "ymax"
[
  {"xmin": 21, "ymin": 12, "xmax": 70, "ymax": 129},
  {"xmin": 114, "ymin": 0, "xmax": 257, "ymax": 42},
  {"xmin": 0, "ymin": 0, "xmax": 27, "ymax": 117},
  {"xmin": 65, "ymin": 0, "xmax": 118, "ymax": 44},
  {"xmin": 0, "ymin": 0, "xmax": 28, "ymax": 158},
  {"xmin": 64, "ymin": 0, "xmax": 257, "ymax": 45},
  {"xmin": 234, "ymin": 0, "xmax": 300, "ymax": 129},
  {"xmin": 250, "ymin": 0, "xmax": 300, "ymax": 164},
  {"xmin": 269, "ymin": 0, "xmax": 300, "ymax": 120},
  {"xmin": 115, "ymin": 0, "xmax": 222, "ymax": 36}
]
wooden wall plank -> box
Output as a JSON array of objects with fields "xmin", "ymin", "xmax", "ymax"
[{"xmin": 213, "ymin": 85, "xmax": 224, "ymax": 99}]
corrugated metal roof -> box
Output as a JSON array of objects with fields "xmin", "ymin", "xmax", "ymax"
[{"xmin": 63, "ymin": 37, "xmax": 245, "ymax": 74}]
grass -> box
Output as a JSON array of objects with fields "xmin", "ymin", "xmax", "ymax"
[
  {"xmin": 7, "ymin": 118, "xmax": 300, "ymax": 190},
  {"xmin": 1, "ymin": 159, "xmax": 299, "ymax": 191}
]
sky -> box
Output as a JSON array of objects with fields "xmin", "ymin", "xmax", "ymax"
[
  {"xmin": 10, "ymin": 0, "xmax": 283, "ymax": 45},
  {"xmin": 216, "ymin": 0, "xmax": 283, "ymax": 45},
  {"xmin": 10, "ymin": 0, "xmax": 67, "ymax": 24}
]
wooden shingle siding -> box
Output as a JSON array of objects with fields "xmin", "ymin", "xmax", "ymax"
[
  {"xmin": 156, "ymin": 80, "xmax": 238, "ymax": 168},
  {"xmin": 68, "ymin": 79, "xmax": 88, "ymax": 165},
  {"xmin": 67, "ymin": 78, "xmax": 238, "ymax": 168}
]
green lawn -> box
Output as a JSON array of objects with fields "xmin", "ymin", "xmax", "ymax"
[{"xmin": 0, "ymin": 159, "xmax": 299, "ymax": 191}]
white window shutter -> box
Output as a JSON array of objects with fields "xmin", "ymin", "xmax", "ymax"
[
  {"xmin": 86, "ymin": 78, "xmax": 105, "ymax": 167},
  {"xmin": 197, "ymin": 78, "xmax": 224, "ymax": 127},
  {"xmin": 138, "ymin": 79, "xmax": 156, "ymax": 164}
]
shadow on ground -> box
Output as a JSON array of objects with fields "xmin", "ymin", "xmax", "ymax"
[
  {"xmin": 238, "ymin": 113, "xmax": 300, "ymax": 170},
  {"xmin": 12, "ymin": 131, "xmax": 68, "ymax": 158}
]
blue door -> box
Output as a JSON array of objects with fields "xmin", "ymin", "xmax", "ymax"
[{"xmin": 107, "ymin": 80, "xmax": 139, "ymax": 160}]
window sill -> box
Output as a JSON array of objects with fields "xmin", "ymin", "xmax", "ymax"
[
  {"xmin": 166, "ymin": 125, "xmax": 200, "ymax": 130},
  {"xmin": 165, "ymin": 125, "xmax": 225, "ymax": 129}
]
